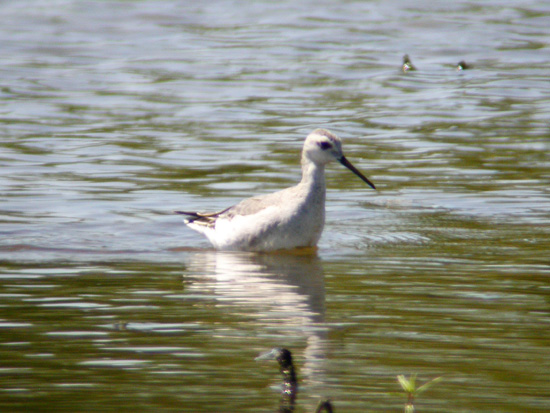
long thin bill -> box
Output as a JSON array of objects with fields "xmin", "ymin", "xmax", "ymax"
[{"xmin": 339, "ymin": 156, "xmax": 376, "ymax": 189}]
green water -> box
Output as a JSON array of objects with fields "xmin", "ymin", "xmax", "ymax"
[{"xmin": 1, "ymin": 0, "xmax": 549, "ymax": 411}]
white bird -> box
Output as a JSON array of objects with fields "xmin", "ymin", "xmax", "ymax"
[{"xmin": 176, "ymin": 129, "xmax": 375, "ymax": 251}]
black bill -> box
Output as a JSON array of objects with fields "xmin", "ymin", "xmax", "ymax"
[{"xmin": 339, "ymin": 156, "xmax": 376, "ymax": 190}]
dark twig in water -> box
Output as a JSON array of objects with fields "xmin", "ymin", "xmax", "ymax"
[
  {"xmin": 315, "ymin": 398, "xmax": 334, "ymax": 412},
  {"xmin": 256, "ymin": 348, "xmax": 297, "ymax": 412},
  {"xmin": 257, "ymin": 348, "xmax": 337, "ymax": 412}
]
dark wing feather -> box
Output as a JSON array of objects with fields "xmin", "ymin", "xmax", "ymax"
[{"xmin": 175, "ymin": 207, "xmax": 232, "ymax": 227}]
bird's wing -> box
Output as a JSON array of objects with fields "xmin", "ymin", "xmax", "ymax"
[
  {"xmin": 175, "ymin": 188, "xmax": 293, "ymax": 227},
  {"xmin": 175, "ymin": 207, "xmax": 231, "ymax": 227}
]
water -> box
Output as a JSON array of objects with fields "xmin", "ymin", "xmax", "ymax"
[{"xmin": 1, "ymin": 0, "xmax": 549, "ymax": 411}]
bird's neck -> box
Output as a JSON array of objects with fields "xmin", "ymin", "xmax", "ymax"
[{"xmin": 300, "ymin": 157, "xmax": 326, "ymax": 192}]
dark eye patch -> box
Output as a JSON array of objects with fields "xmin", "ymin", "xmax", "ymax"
[{"xmin": 318, "ymin": 141, "xmax": 332, "ymax": 150}]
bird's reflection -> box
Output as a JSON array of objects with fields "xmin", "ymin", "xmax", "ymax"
[
  {"xmin": 184, "ymin": 250, "xmax": 330, "ymax": 407},
  {"xmin": 185, "ymin": 250, "xmax": 325, "ymax": 322}
]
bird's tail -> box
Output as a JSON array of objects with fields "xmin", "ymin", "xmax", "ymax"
[
  {"xmin": 174, "ymin": 210, "xmax": 202, "ymax": 223},
  {"xmin": 175, "ymin": 209, "xmax": 230, "ymax": 226}
]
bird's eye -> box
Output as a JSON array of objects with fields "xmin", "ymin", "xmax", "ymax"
[{"xmin": 318, "ymin": 141, "xmax": 332, "ymax": 150}]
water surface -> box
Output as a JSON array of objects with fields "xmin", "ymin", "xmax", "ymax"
[{"xmin": 1, "ymin": 1, "xmax": 549, "ymax": 411}]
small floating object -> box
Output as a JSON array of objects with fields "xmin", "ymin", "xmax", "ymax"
[
  {"xmin": 315, "ymin": 399, "xmax": 334, "ymax": 412},
  {"xmin": 456, "ymin": 60, "xmax": 471, "ymax": 71},
  {"xmin": 401, "ymin": 54, "xmax": 417, "ymax": 72}
]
